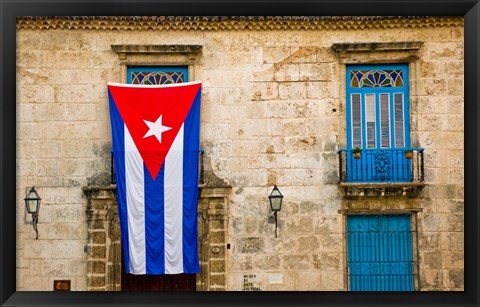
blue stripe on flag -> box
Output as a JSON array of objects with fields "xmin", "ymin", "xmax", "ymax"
[
  {"xmin": 108, "ymin": 91, "xmax": 130, "ymax": 274},
  {"xmin": 182, "ymin": 89, "xmax": 201, "ymax": 273},
  {"xmin": 145, "ymin": 165, "xmax": 165, "ymax": 274}
]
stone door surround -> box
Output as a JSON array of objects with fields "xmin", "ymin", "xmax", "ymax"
[{"xmin": 82, "ymin": 185, "xmax": 231, "ymax": 291}]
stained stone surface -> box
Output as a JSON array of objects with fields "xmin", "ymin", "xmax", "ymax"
[{"xmin": 16, "ymin": 16, "xmax": 463, "ymax": 291}]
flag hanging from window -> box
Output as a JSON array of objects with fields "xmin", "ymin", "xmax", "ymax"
[{"xmin": 107, "ymin": 81, "xmax": 202, "ymax": 275}]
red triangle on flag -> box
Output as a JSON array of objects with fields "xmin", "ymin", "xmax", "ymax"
[{"xmin": 108, "ymin": 81, "xmax": 201, "ymax": 180}]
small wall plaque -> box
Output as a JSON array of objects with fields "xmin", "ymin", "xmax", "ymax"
[
  {"xmin": 53, "ymin": 280, "xmax": 71, "ymax": 291},
  {"xmin": 269, "ymin": 273, "xmax": 283, "ymax": 284}
]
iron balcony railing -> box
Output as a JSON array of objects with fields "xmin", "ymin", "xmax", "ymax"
[
  {"xmin": 111, "ymin": 149, "xmax": 205, "ymax": 185},
  {"xmin": 338, "ymin": 148, "xmax": 424, "ymax": 183}
]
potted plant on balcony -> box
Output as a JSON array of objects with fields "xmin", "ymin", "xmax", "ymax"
[
  {"xmin": 405, "ymin": 149, "xmax": 413, "ymax": 160},
  {"xmin": 353, "ymin": 147, "xmax": 362, "ymax": 160}
]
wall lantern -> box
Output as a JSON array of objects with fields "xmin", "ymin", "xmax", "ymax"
[
  {"xmin": 268, "ymin": 185, "xmax": 284, "ymax": 238},
  {"xmin": 24, "ymin": 186, "xmax": 41, "ymax": 239}
]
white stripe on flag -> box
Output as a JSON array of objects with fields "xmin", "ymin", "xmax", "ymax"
[
  {"xmin": 164, "ymin": 124, "xmax": 184, "ymax": 274},
  {"xmin": 125, "ymin": 127, "xmax": 146, "ymax": 274}
]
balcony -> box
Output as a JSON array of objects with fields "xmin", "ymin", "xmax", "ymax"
[{"xmin": 337, "ymin": 148, "xmax": 425, "ymax": 198}]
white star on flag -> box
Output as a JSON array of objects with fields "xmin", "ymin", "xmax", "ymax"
[{"xmin": 143, "ymin": 114, "xmax": 172, "ymax": 143}]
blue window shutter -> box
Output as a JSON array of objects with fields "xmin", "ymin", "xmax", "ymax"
[
  {"xmin": 365, "ymin": 94, "xmax": 376, "ymax": 148},
  {"xmin": 380, "ymin": 93, "xmax": 391, "ymax": 148},
  {"xmin": 394, "ymin": 93, "xmax": 405, "ymax": 148},
  {"xmin": 351, "ymin": 94, "xmax": 362, "ymax": 148}
]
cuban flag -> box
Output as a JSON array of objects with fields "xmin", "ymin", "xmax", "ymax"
[{"xmin": 107, "ymin": 81, "xmax": 201, "ymax": 275}]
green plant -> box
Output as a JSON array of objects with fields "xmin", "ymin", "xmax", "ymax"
[
  {"xmin": 405, "ymin": 149, "xmax": 413, "ymax": 159},
  {"xmin": 352, "ymin": 147, "xmax": 362, "ymax": 159}
]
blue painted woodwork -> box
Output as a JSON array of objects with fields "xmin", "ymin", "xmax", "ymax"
[
  {"xmin": 347, "ymin": 215, "xmax": 414, "ymax": 291},
  {"xmin": 345, "ymin": 148, "xmax": 414, "ymax": 182},
  {"xmin": 127, "ymin": 66, "xmax": 188, "ymax": 84},
  {"xmin": 346, "ymin": 64, "xmax": 411, "ymax": 182}
]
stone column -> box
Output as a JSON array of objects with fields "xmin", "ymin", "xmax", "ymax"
[
  {"xmin": 197, "ymin": 187, "xmax": 231, "ymax": 291},
  {"xmin": 82, "ymin": 185, "xmax": 120, "ymax": 291},
  {"xmin": 106, "ymin": 204, "xmax": 121, "ymax": 291}
]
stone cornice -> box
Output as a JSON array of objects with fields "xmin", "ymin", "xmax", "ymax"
[
  {"xmin": 331, "ymin": 41, "xmax": 425, "ymax": 64},
  {"xmin": 16, "ymin": 16, "xmax": 463, "ymax": 31},
  {"xmin": 332, "ymin": 41, "xmax": 424, "ymax": 53},
  {"xmin": 111, "ymin": 44, "xmax": 202, "ymax": 55}
]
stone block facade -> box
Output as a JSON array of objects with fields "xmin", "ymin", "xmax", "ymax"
[{"xmin": 16, "ymin": 16, "xmax": 463, "ymax": 291}]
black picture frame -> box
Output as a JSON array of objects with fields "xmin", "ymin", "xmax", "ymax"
[{"xmin": 1, "ymin": 0, "xmax": 478, "ymax": 306}]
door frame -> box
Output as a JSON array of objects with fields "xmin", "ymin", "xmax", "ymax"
[
  {"xmin": 346, "ymin": 64, "xmax": 411, "ymax": 151},
  {"xmin": 82, "ymin": 185, "xmax": 231, "ymax": 291},
  {"xmin": 345, "ymin": 64, "xmax": 412, "ymax": 183}
]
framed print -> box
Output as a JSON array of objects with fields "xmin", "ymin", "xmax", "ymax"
[{"xmin": 2, "ymin": 0, "xmax": 479, "ymax": 306}]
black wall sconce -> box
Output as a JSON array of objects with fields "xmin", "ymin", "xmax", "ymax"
[
  {"xmin": 268, "ymin": 185, "xmax": 284, "ymax": 238},
  {"xmin": 24, "ymin": 186, "xmax": 41, "ymax": 239}
]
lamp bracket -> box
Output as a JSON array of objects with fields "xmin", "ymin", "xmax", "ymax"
[{"xmin": 268, "ymin": 214, "xmax": 275, "ymax": 224}]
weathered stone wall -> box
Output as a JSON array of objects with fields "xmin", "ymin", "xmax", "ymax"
[
  {"xmin": 16, "ymin": 17, "xmax": 463, "ymax": 291},
  {"xmin": 412, "ymin": 41, "xmax": 464, "ymax": 291}
]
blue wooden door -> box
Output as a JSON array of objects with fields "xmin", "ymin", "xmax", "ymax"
[
  {"xmin": 346, "ymin": 65, "xmax": 412, "ymax": 182},
  {"xmin": 347, "ymin": 215, "xmax": 414, "ymax": 291}
]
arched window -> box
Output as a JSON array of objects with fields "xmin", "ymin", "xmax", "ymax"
[{"xmin": 127, "ymin": 67, "xmax": 188, "ymax": 84}]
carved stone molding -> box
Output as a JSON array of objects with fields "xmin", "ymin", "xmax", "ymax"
[
  {"xmin": 331, "ymin": 41, "xmax": 424, "ymax": 64},
  {"xmin": 111, "ymin": 44, "xmax": 202, "ymax": 64},
  {"xmin": 332, "ymin": 41, "xmax": 424, "ymax": 54},
  {"xmin": 16, "ymin": 16, "xmax": 463, "ymax": 32}
]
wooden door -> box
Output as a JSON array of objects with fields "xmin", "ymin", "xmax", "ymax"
[
  {"xmin": 347, "ymin": 214, "xmax": 415, "ymax": 291},
  {"xmin": 121, "ymin": 273, "xmax": 197, "ymax": 291},
  {"xmin": 121, "ymin": 254, "xmax": 196, "ymax": 291}
]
